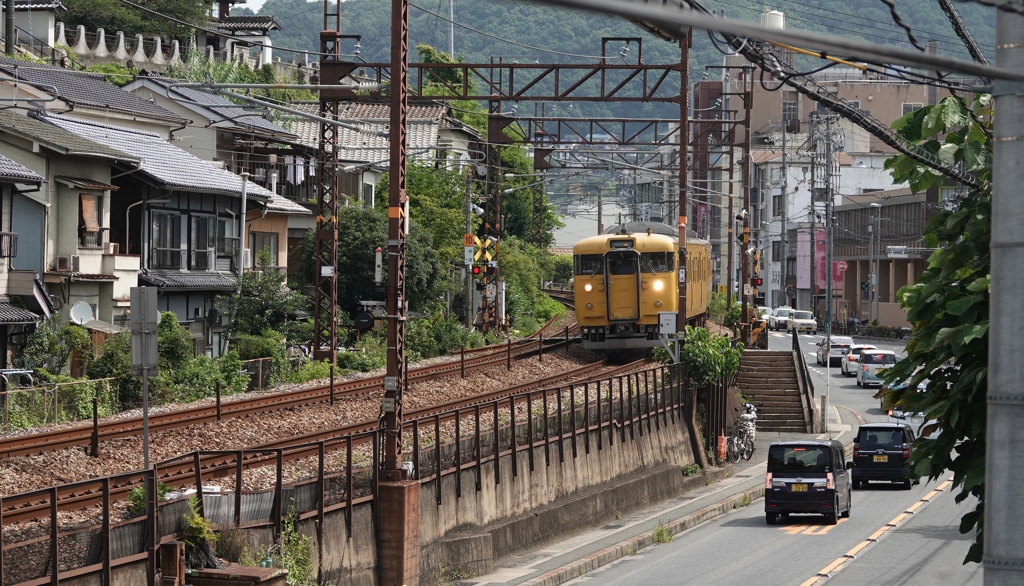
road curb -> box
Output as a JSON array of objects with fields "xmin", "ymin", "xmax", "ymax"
[{"xmin": 519, "ymin": 485, "xmax": 767, "ymax": 586}]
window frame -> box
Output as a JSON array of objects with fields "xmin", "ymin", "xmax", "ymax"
[
  {"xmin": 190, "ymin": 214, "xmax": 217, "ymax": 271},
  {"xmin": 151, "ymin": 210, "xmax": 183, "ymax": 269}
]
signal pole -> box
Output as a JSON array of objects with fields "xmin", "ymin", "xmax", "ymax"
[{"xmin": 987, "ymin": 7, "xmax": 1024, "ymax": 584}]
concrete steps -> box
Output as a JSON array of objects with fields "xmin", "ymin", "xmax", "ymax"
[{"xmin": 736, "ymin": 350, "xmax": 810, "ymax": 433}]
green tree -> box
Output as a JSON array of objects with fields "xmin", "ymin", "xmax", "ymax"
[
  {"xmin": 879, "ymin": 94, "xmax": 991, "ymax": 563},
  {"xmin": 227, "ymin": 247, "xmax": 306, "ymax": 338},
  {"xmin": 670, "ymin": 326, "xmax": 743, "ymax": 387},
  {"xmin": 19, "ymin": 317, "xmax": 90, "ymax": 374},
  {"xmin": 158, "ymin": 311, "xmax": 194, "ymax": 372},
  {"xmin": 61, "ymin": 0, "xmax": 212, "ymax": 39}
]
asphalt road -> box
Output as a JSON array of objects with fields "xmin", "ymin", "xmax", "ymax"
[{"xmin": 562, "ymin": 333, "xmax": 982, "ymax": 586}]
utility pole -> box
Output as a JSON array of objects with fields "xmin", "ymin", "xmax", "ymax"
[
  {"xmin": 740, "ymin": 73, "xmax": 752, "ymax": 344},
  {"xmin": 448, "ymin": 0, "xmax": 454, "ymax": 57},
  {"xmin": 873, "ymin": 203, "xmax": 883, "ymax": 322},
  {"xmin": 779, "ymin": 125, "xmax": 788, "ymax": 307},
  {"xmin": 5, "ymin": 0, "xmax": 14, "ymax": 55},
  {"xmin": 868, "ymin": 202, "xmax": 880, "ymax": 323},
  {"xmin": 824, "ymin": 112, "xmax": 834, "ymax": 334},
  {"xmin": 464, "ymin": 169, "xmax": 473, "ymax": 328},
  {"xmin": 986, "ymin": 8, "xmax": 1024, "ymax": 584},
  {"xmin": 597, "ymin": 190, "xmax": 603, "ymax": 234}
]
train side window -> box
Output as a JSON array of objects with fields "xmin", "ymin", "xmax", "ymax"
[
  {"xmin": 575, "ymin": 255, "xmax": 604, "ymax": 275},
  {"xmin": 640, "ymin": 252, "xmax": 674, "ymax": 273}
]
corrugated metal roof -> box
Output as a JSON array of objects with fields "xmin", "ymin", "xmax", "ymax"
[
  {"xmin": 214, "ymin": 15, "xmax": 281, "ymax": 32},
  {"xmin": 0, "ymin": 56, "xmax": 187, "ymax": 123},
  {"xmin": 140, "ymin": 270, "xmax": 236, "ymax": 290},
  {"xmin": 0, "ymin": 303, "xmax": 39, "ymax": 324},
  {"xmin": 11, "ymin": 0, "xmax": 64, "ymax": 10},
  {"xmin": 133, "ymin": 78, "xmax": 295, "ymax": 137},
  {"xmin": 0, "ymin": 110, "xmax": 139, "ymax": 162},
  {"xmin": 0, "ymin": 153, "xmax": 44, "ymax": 183},
  {"xmin": 38, "ymin": 113, "xmax": 272, "ymax": 200},
  {"xmin": 287, "ymin": 102, "xmax": 439, "ymax": 164},
  {"xmin": 55, "ymin": 176, "xmax": 119, "ymax": 190}
]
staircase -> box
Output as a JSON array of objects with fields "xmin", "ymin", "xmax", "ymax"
[{"xmin": 736, "ymin": 350, "xmax": 810, "ymax": 433}]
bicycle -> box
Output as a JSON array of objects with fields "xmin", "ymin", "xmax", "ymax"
[{"xmin": 726, "ymin": 404, "xmax": 758, "ymax": 463}]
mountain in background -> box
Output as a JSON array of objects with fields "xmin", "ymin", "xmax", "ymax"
[{"xmin": 235, "ymin": 0, "xmax": 994, "ymax": 119}]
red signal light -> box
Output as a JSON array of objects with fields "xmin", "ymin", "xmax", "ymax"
[{"xmin": 472, "ymin": 265, "xmax": 481, "ymax": 275}]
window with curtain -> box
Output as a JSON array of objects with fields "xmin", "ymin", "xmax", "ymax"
[
  {"xmin": 78, "ymin": 193, "xmax": 105, "ymax": 248},
  {"xmin": 151, "ymin": 211, "xmax": 182, "ymax": 269},
  {"xmin": 191, "ymin": 215, "xmax": 216, "ymax": 270}
]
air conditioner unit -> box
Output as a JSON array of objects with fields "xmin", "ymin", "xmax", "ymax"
[
  {"xmin": 71, "ymin": 255, "xmax": 81, "ymax": 272},
  {"xmin": 53, "ymin": 256, "xmax": 71, "ymax": 271}
]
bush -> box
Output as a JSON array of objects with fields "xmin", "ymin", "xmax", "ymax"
[
  {"xmin": 126, "ymin": 482, "xmax": 172, "ymax": 517},
  {"xmin": 286, "ymin": 359, "xmax": 334, "ymax": 383},
  {"xmin": 19, "ymin": 317, "xmax": 91, "ymax": 374},
  {"xmin": 405, "ymin": 312, "xmax": 486, "ymax": 359},
  {"xmin": 158, "ymin": 312, "xmax": 194, "ymax": 371},
  {"xmin": 336, "ymin": 333, "xmax": 387, "ymax": 372},
  {"xmin": 88, "ymin": 332, "xmax": 141, "ymax": 408},
  {"xmin": 661, "ymin": 326, "xmax": 744, "ymax": 387}
]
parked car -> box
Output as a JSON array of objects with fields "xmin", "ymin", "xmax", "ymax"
[
  {"xmin": 815, "ymin": 336, "xmax": 855, "ymax": 366},
  {"xmin": 769, "ymin": 307, "xmax": 793, "ymax": 331},
  {"xmin": 840, "ymin": 344, "xmax": 877, "ymax": 376},
  {"xmin": 856, "ymin": 350, "xmax": 898, "ymax": 387},
  {"xmin": 765, "ymin": 439, "xmax": 852, "ymax": 525},
  {"xmin": 758, "ymin": 306, "xmax": 773, "ymax": 319},
  {"xmin": 851, "ymin": 422, "xmax": 918, "ymax": 489},
  {"xmin": 787, "ymin": 310, "xmax": 817, "ymax": 334}
]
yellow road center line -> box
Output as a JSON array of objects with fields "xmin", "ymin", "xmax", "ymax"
[
  {"xmin": 868, "ymin": 527, "xmax": 889, "ymax": 541},
  {"xmin": 845, "ymin": 540, "xmax": 872, "ymax": 557},
  {"xmin": 887, "ymin": 513, "xmax": 909, "ymax": 526},
  {"xmin": 921, "ymin": 490, "xmax": 940, "ymax": 501},
  {"xmin": 906, "ymin": 501, "xmax": 924, "ymax": 513},
  {"xmin": 799, "ymin": 577, "xmax": 821, "ymax": 586},
  {"xmin": 818, "ymin": 557, "xmax": 847, "ymax": 576},
  {"xmin": 937, "ymin": 480, "xmax": 953, "ymax": 491}
]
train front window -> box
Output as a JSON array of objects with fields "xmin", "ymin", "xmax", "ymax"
[
  {"xmin": 607, "ymin": 252, "xmax": 637, "ymax": 275},
  {"xmin": 640, "ymin": 252, "xmax": 674, "ymax": 274},
  {"xmin": 575, "ymin": 255, "xmax": 604, "ymax": 275}
]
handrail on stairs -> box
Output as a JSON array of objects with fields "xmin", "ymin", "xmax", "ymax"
[{"xmin": 792, "ymin": 328, "xmax": 815, "ymax": 398}]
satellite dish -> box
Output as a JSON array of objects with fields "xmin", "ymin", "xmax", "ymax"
[{"xmin": 70, "ymin": 301, "xmax": 93, "ymax": 326}]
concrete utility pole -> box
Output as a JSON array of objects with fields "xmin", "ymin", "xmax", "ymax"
[
  {"xmin": 873, "ymin": 203, "xmax": 884, "ymax": 322},
  {"xmin": 824, "ymin": 113, "xmax": 834, "ymax": 330},
  {"xmin": 5, "ymin": 0, "xmax": 14, "ymax": 55},
  {"xmin": 985, "ymin": 10, "xmax": 1024, "ymax": 585},
  {"xmin": 449, "ymin": 0, "xmax": 454, "ymax": 57},
  {"xmin": 780, "ymin": 125, "xmax": 788, "ymax": 307},
  {"xmin": 740, "ymin": 75, "xmax": 752, "ymax": 344},
  {"xmin": 868, "ymin": 203, "xmax": 879, "ymax": 322},
  {"xmin": 464, "ymin": 170, "xmax": 474, "ymax": 328}
]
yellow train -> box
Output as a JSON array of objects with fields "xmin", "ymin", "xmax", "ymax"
[{"xmin": 573, "ymin": 222, "xmax": 713, "ymax": 351}]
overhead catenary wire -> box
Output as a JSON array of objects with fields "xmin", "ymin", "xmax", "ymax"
[{"xmin": 938, "ymin": 0, "xmax": 990, "ymax": 64}]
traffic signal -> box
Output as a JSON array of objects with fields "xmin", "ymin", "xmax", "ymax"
[
  {"xmin": 472, "ymin": 265, "xmax": 482, "ymax": 276},
  {"xmin": 751, "ymin": 276, "xmax": 763, "ymax": 287},
  {"xmin": 752, "ymin": 250, "xmax": 760, "ymax": 273}
]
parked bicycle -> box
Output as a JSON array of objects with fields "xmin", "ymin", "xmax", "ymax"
[{"xmin": 726, "ymin": 403, "xmax": 758, "ymax": 463}]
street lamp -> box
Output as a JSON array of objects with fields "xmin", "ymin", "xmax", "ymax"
[{"xmin": 125, "ymin": 198, "xmax": 170, "ymax": 252}]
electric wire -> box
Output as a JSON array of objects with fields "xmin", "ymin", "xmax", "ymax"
[
  {"xmin": 877, "ymin": 0, "xmax": 926, "ymax": 51},
  {"xmin": 937, "ymin": 0, "xmax": 990, "ymax": 64}
]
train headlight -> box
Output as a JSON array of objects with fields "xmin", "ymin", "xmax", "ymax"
[
  {"xmin": 653, "ymin": 280, "xmax": 664, "ymax": 291},
  {"xmin": 584, "ymin": 283, "xmax": 593, "ymax": 292},
  {"xmin": 586, "ymin": 303, "xmax": 593, "ymax": 309}
]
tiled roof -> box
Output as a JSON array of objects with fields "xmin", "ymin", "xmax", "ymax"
[
  {"xmin": 328, "ymin": 101, "xmax": 449, "ymax": 122},
  {"xmin": 265, "ymin": 193, "xmax": 311, "ymax": 215},
  {"xmin": 140, "ymin": 270, "xmax": 236, "ymax": 290},
  {"xmin": 0, "ymin": 56, "xmax": 187, "ymax": 123},
  {"xmin": 287, "ymin": 102, "xmax": 439, "ymax": 164},
  {"xmin": 0, "ymin": 303, "xmax": 39, "ymax": 324},
  {"xmin": 0, "ymin": 153, "xmax": 44, "ymax": 184},
  {"xmin": 138, "ymin": 78, "xmax": 294, "ymax": 137},
  {"xmin": 12, "ymin": 0, "xmax": 63, "ymax": 10},
  {"xmin": 38, "ymin": 113, "xmax": 271, "ymax": 200},
  {"xmin": 214, "ymin": 15, "xmax": 281, "ymax": 32},
  {"xmin": 0, "ymin": 110, "xmax": 139, "ymax": 162}
]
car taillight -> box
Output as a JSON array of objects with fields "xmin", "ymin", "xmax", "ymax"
[
  {"xmin": 902, "ymin": 446, "xmax": 910, "ymax": 459},
  {"xmin": 863, "ymin": 365, "xmax": 869, "ymax": 371},
  {"xmin": 826, "ymin": 472, "xmax": 835, "ymax": 489},
  {"xmin": 853, "ymin": 444, "xmax": 859, "ymax": 458},
  {"xmin": 766, "ymin": 472, "xmax": 772, "ymax": 489},
  {"xmin": 848, "ymin": 355, "xmax": 856, "ymax": 361}
]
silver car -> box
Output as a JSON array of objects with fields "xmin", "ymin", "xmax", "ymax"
[{"xmin": 816, "ymin": 336, "xmax": 855, "ymax": 366}]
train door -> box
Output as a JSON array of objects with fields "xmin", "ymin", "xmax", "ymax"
[{"xmin": 605, "ymin": 251, "xmax": 640, "ymax": 321}]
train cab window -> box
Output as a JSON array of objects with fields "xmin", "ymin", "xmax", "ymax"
[
  {"xmin": 607, "ymin": 252, "xmax": 637, "ymax": 275},
  {"xmin": 575, "ymin": 255, "xmax": 604, "ymax": 275},
  {"xmin": 640, "ymin": 252, "xmax": 674, "ymax": 274}
]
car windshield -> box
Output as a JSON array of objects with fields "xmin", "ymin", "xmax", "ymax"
[
  {"xmin": 776, "ymin": 310, "xmax": 791, "ymax": 318},
  {"xmin": 863, "ymin": 353, "xmax": 897, "ymax": 365},
  {"xmin": 858, "ymin": 428, "xmax": 903, "ymax": 449},
  {"xmin": 767, "ymin": 445, "xmax": 832, "ymax": 473},
  {"xmin": 829, "ymin": 337, "xmax": 854, "ymax": 347},
  {"xmin": 793, "ymin": 311, "xmax": 812, "ymax": 320}
]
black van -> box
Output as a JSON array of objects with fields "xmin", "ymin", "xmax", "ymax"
[
  {"xmin": 765, "ymin": 439, "xmax": 852, "ymax": 525},
  {"xmin": 851, "ymin": 422, "xmax": 918, "ymax": 489}
]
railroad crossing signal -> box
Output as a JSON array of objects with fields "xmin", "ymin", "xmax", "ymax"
[{"xmin": 473, "ymin": 236, "xmax": 495, "ymax": 262}]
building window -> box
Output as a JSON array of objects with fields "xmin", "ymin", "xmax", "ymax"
[
  {"xmin": 772, "ymin": 194, "xmax": 782, "ymax": 217},
  {"xmin": 250, "ymin": 231, "xmax": 279, "ymax": 269},
  {"xmin": 782, "ymin": 101, "xmax": 798, "ymax": 122},
  {"xmin": 847, "ymin": 100, "xmax": 860, "ymax": 110},
  {"xmin": 151, "ymin": 211, "xmax": 182, "ymax": 269},
  {"xmin": 902, "ymin": 103, "xmax": 923, "ymax": 115},
  {"xmin": 772, "ymin": 240, "xmax": 783, "ymax": 262},
  {"xmin": 191, "ymin": 215, "xmax": 216, "ymax": 270},
  {"xmin": 78, "ymin": 193, "xmax": 108, "ymax": 248}
]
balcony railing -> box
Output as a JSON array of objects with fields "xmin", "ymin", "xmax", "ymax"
[
  {"xmin": 79, "ymin": 227, "xmax": 110, "ymax": 249},
  {"xmin": 152, "ymin": 247, "xmax": 183, "ymax": 269},
  {"xmin": 216, "ymin": 237, "xmax": 239, "ymax": 257},
  {"xmin": 0, "ymin": 232, "xmax": 17, "ymax": 258}
]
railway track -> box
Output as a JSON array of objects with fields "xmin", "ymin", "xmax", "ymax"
[
  {"xmin": 0, "ymin": 357, "xmax": 645, "ymax": 526},
  {"xmin": 0, "ymin": 333, "xmax": 577, "ymax": 460}
]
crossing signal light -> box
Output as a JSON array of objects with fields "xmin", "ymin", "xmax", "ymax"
[
  {"xmin": 472, "ymin": 265, "xmax": 481, "ymax": 276},
  {"xmin": 751, "ymin": 276, "xmax": 763, "ymax": 287}
]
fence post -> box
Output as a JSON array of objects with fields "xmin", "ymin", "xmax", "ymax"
[
  {"xmin": 316, "ymin": 443, "xmax": 325, "ymax": 584},
  {"xmin": 539, "ymin": 333, "xmax": 543, "ymax": 362},
  {"xmin": 460, "ymin": 345, "xmax": 465, "ymax": 378},
  {"xmin": 234, "ymin": 451, "xmax": 243, "ymax": 527},
  {"xmin": 49, "ymin": 487, "xmax": 58, "ymax": 586},
  {"xmin": 274, "ymin": 450, "xmax": 283, "ymax": 538},
  {"xmin": 258, "ymin": 359, "xmax": 264, "ymax": 391},
  {"xmin": 193, "ymin": 451, "xmax": 204, "ymax": 517},
  {"xmin": 507, "ymin": 338, "xmax": 512, "ymax": 370},
  {"xmin": 147, "ymin": 467, "xmax": 158, "ymax": 586},
  {"xmin": 565, "ymin": 325, "xmax": 569, "ymax": 345},
  {"xmin": 53, "ymin": 382, "xmax": 59, "ymax": 425},
  {"xmin": 91, "ymin": 382, "xmax": 100, "ymax": 457},
  {"xmin": 215, "ymin": 381, "xmax": 222, "ymax": 421},
  {"xmin": 102, "ymin": 477, "xmax": 111, "ymax": 584},
  {"xmin": 330, "ymin": 363, "xmax": 335, "ymax": 406}
]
